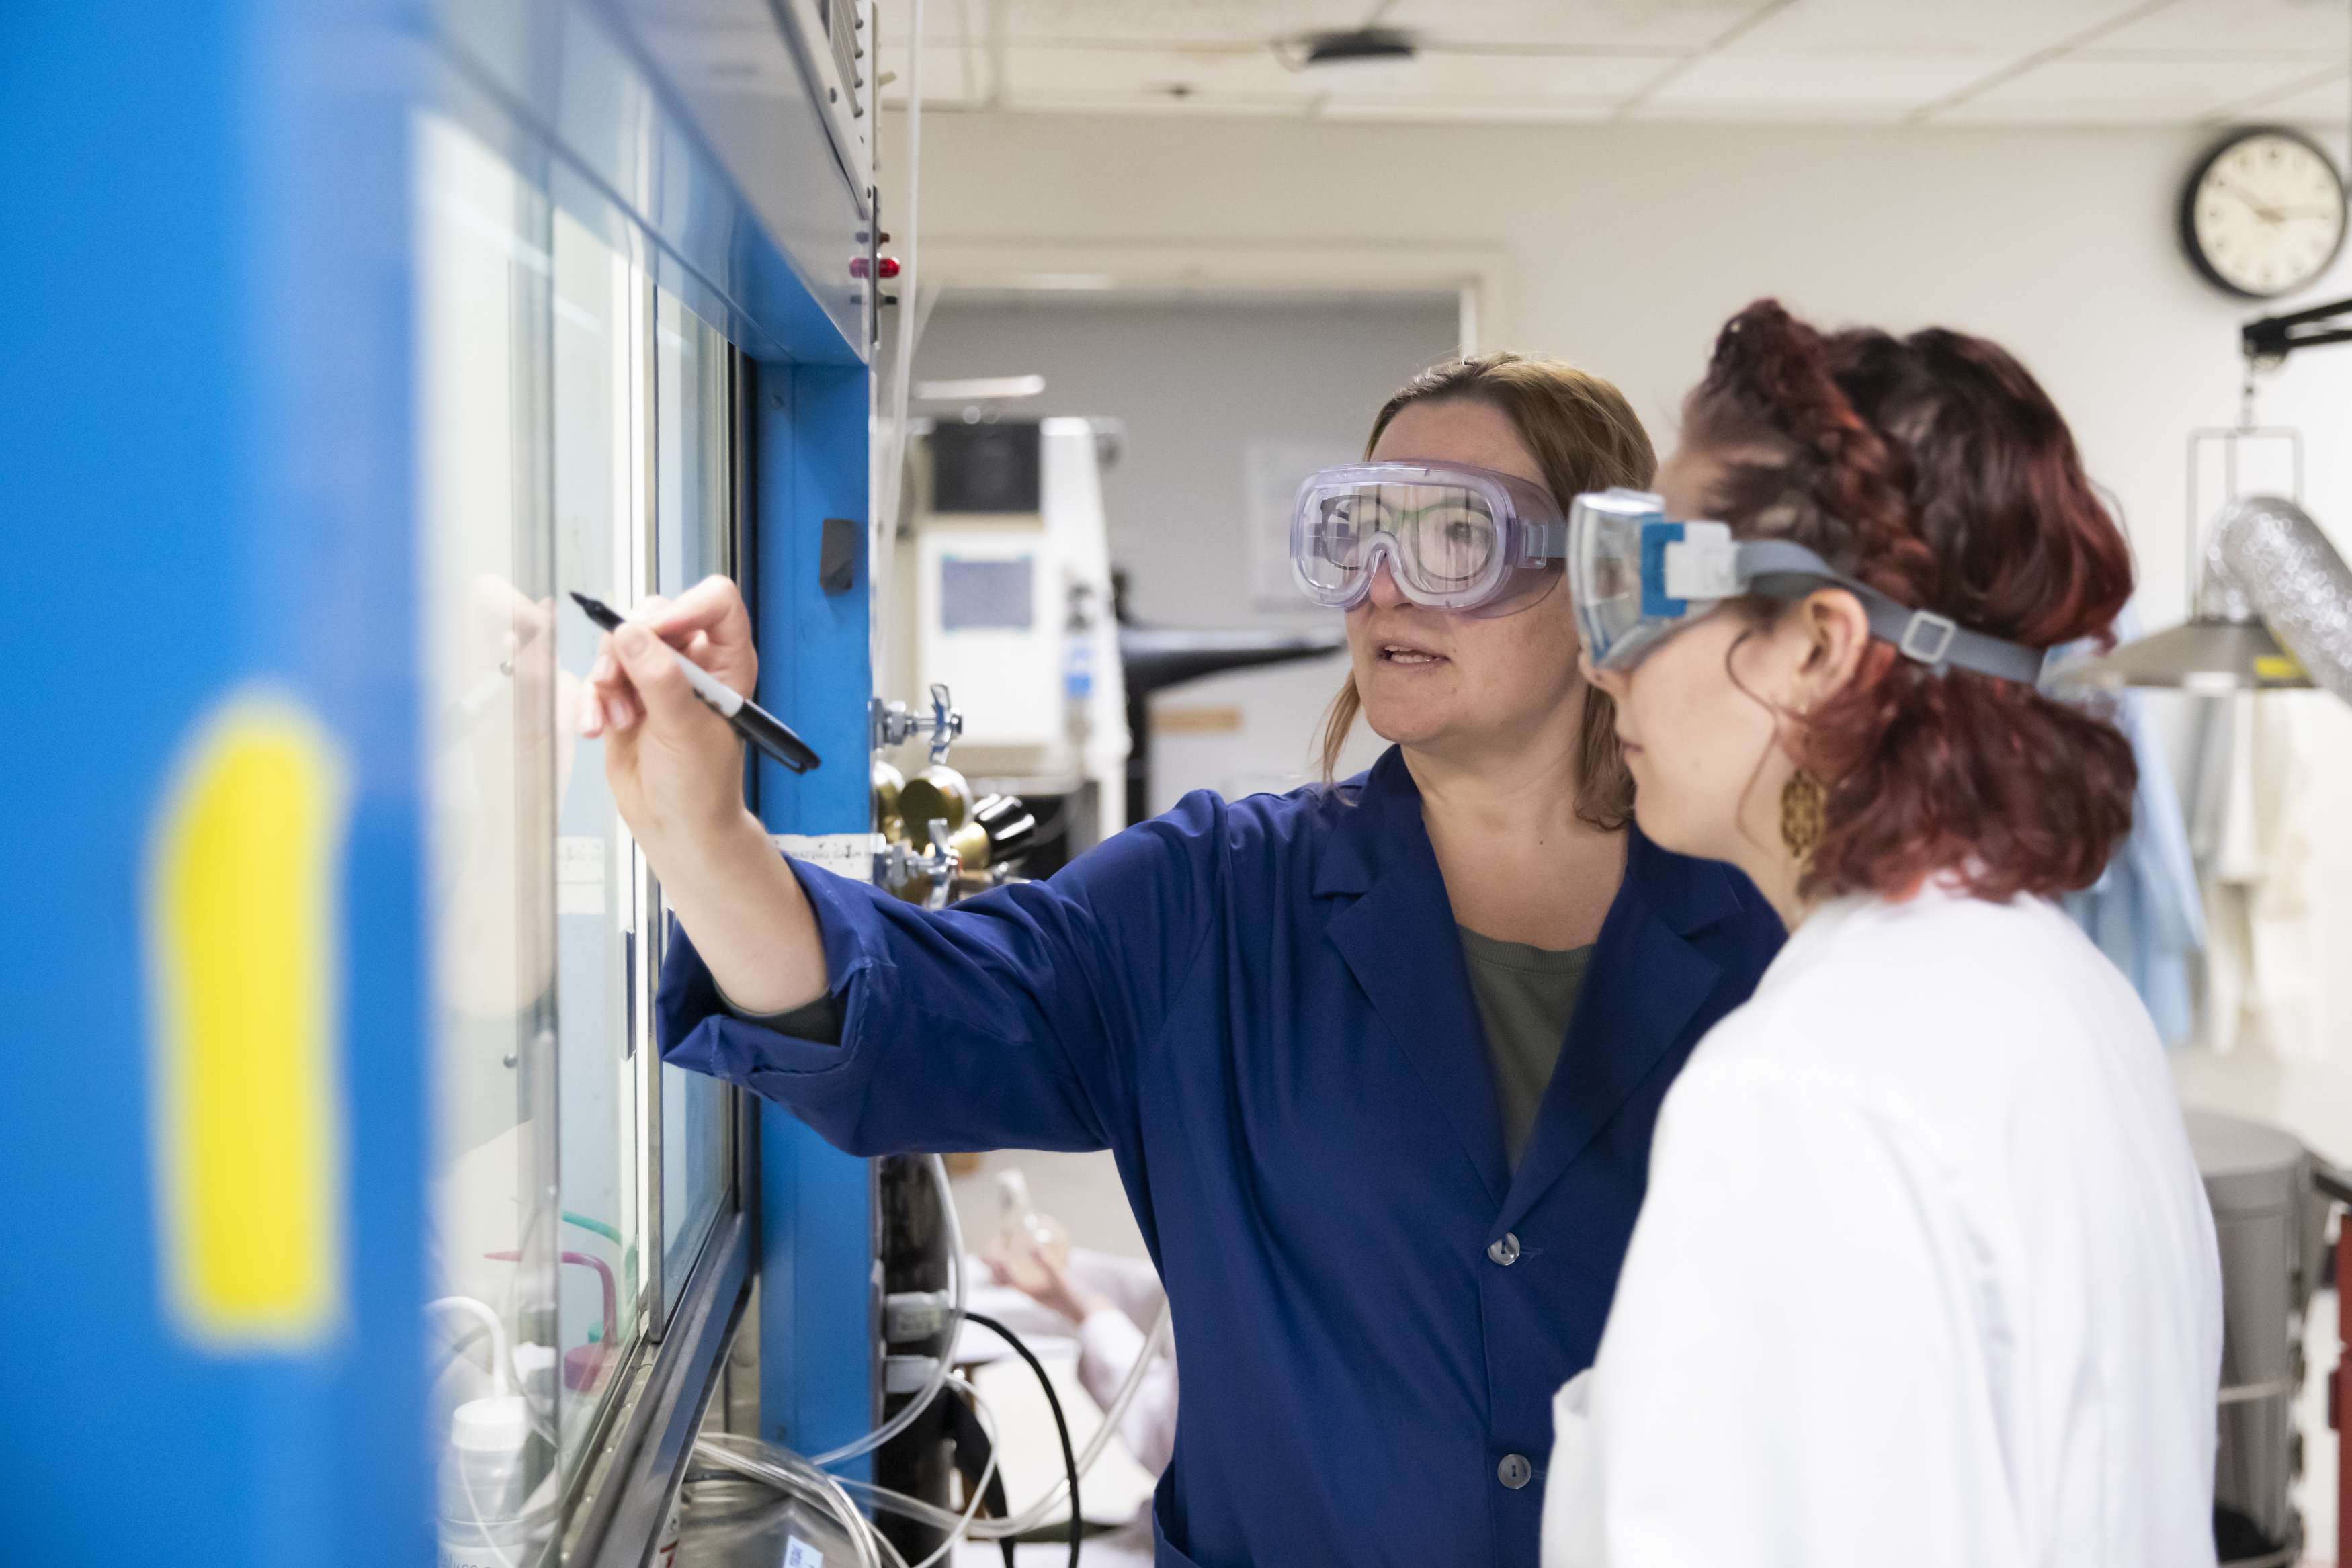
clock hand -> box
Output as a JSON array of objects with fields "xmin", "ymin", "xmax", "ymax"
[{"xmin": 2215, "ymin": 178, "xmax": 2285, "ymax": 223}]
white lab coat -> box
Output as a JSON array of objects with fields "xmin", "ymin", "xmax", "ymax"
[
  {"xmin": 2193, "ymin": 690, "xmax": 2352, "ymax": 1060},
  {"xmin": 1543, "ymin": 886, "xmax": 2223, "ymax": 1568},
  {"xmin": 1068, "ymin": 1253, "xmax": 1179, "ymax": 1478}
]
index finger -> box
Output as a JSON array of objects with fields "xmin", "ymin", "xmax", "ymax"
[{"xmin": 644, "ymin": 574, "xmax": 751, "ymax": 652}]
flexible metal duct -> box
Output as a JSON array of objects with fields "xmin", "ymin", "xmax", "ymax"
[{"xmin": 2203, "ymin": 495, "xmax": 2352, "ymax": 706}]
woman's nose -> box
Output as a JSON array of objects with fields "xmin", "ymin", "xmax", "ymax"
[{"xmin": 1366, "ymin": 560, "xmax": 1407, "ymax": 609}]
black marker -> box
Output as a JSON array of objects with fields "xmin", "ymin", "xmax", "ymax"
[{"xmin": 571, "ymin": 591, "xmax": 822, "ymax": 774}]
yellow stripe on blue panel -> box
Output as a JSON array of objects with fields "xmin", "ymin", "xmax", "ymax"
[{"xmin": 148, "ymin": 691, "xmax": 349, "ymax": 1348}]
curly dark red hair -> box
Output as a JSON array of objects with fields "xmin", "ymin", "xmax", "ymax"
[{"xmin": 1683, "ymin": 299, "xmax": 2136, "ymax": 903}]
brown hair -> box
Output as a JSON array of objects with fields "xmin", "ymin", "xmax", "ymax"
[
  {"xmin": 1682, "ymin": 299, "xmax": 2136, "ymax": 902},
  {"xmin": 1318, "ymin": 353, "xmax": 1656, "ymax": 829}
]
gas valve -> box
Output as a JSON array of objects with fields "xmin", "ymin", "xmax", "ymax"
[
  {"xmin": 877, "ymin": 817, "xmax": 960, "ymax": 909},
  {"xmin": 871, "ymin": 682, "xmax": 1040, "ymax": 904},
  {"xmin": 872, "ymin": 682, "xmax": 961, "ymax": 762}
]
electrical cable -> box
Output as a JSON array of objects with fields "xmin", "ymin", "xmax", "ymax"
[
  {"xmin": 962, "ymin": 1311, "xmax": 1080, "ymax": 1568},
  {"xmin": 964, "ymin": 1303, "xmax": 1168, "ymax": 1540},
  {"xmin": 810, "ymin": 1152, "xmax": 967, "ymax": 1467},
  {"xmin": 845, "ymin": 1301, "xmax": 1169, "ymax": 1540},
  {"xmin": 696, "ymin": 1223, "xmax": 1175, "ymax": 1549},
  {"xmin": 905, "ymin": 1377, "xmax": 997, "ymax": 1568}
]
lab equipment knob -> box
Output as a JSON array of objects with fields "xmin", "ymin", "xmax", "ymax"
[
  {"xmin": 871, "ymin": 683, "xmax": 963, "ymax": 761},
  {"xmin": 878, "ymin": 823, "xmax": 959, "ymax": 908},
  {"xmin": 896, "ymin": 765, "xmax": 972, "ymax": 851},
  {"xmin": 949, "ymin": 793, "xmax": 1038, "ymax": 877}
]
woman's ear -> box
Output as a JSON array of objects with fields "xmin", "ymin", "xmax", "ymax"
[{"xmin": 1795, "ymin": 588, "xmax": 1871, "ymax": 702}]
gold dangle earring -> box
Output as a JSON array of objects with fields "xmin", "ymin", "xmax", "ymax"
[
  {"xmin": 1779, "ymin": 769, "xmax": 1826, "ymax": 863},
  {"xmin": 1779, "ymin": 699, "xmax": 1824, "ymax": 863}
]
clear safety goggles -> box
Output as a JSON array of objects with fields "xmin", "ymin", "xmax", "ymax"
[
  {"xmin": 1566, "ymin": 487, "xmax": 2048, "ymax": 683},
  {"xmin": 1290, "ymin": 462, "xmax": 1567, "ymax": 617}
]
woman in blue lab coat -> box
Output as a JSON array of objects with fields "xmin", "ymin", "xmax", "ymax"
[{"xmin": 581, "ymin": 354, "xmax": 1785, "ymax": 1567}]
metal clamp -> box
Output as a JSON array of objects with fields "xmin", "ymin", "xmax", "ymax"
[
  {"xmin": 876, "ymin": 818, "xmax": 961, "ymax": 908},
  {"xmin": 1898, "ymin": 610, "xmax": 1958, "ymax": 667},
  {"xmin": 872, "ymin": 682, "xmax": 963, "ymax": 763}
]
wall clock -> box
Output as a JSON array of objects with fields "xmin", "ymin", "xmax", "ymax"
[{"xmin": 2181, "ymin": 126, "xmax": 2349, "ymax": 299}]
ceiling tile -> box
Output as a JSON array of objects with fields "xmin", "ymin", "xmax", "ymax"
[
  {"xmin": 1317, "ymin": 50, "xmax": 1666, "ymax": 118},
  {"xmin": 1637, "ymin": 52, "xmax": 1995, "ymax": 118},
  {"xmin": 1719, "ymin": 0, "xmax": 2156, "ymax": 57},
  {"xmin": 1002, "ymin": 42, "xmax": 1323, "ymax": 107},
  {"xmin": 1376, "ymin": 0, "xmax": 1765, "ymax": 51},
  {"xmin": 1936, "ymin": 54, "xmax": 2329, "ymax": 120},
  {"xmin": 2231, "ymin": 67, "xmax": 2352, "ymax": 122},
  {"xmin": 877, "ymin": 42, "xmax": 988, "ymax": 105},
  {"xmin": 2089, "ymin": 0, "xmax": 2349, "ymax": 56},
  {"xmin": 873, "ymin": 0, "xmax": 2352, "ymax": 124},
  {"xmin": 1319, "ymin": 99, "xmax": 1620, "ymax": 122},
  {"xmin": 885, "ymin": 0, "xmax": 1374, "ymax": 46},
  {"xmin": 1009, "ymin": 94, "xmax": 1322, "ymax": 116},
  {"xmin": 1329, "ymin": 50, "xmax": 1669, "ymax": 97}
]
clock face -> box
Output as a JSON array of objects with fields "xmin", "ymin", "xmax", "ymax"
[{"xmin": 2183, "ymin": 129, "xmax": 2349, "ymax": 299}]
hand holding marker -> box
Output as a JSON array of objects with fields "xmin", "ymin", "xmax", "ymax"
[{"xmin": 570, "ymin": 592, "xmax": 821, "ymax": 773}]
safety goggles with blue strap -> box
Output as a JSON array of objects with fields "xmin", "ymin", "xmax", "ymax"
[{"xmin": 1566, "ymin": 487, "xmax": 2048, "ymax": 681}]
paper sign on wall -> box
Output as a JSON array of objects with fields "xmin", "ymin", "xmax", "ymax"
[{"xmin": 1245, "ymin": 439, "xmax": 1357, "ymax": 610}]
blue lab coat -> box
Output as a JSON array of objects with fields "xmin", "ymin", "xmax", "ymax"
[{"xmin": 660, "ymin": 747, "xmax": 1784, "ymax": 1567}]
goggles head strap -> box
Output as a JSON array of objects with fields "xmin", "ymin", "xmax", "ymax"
[
  {"xmin": 1732, "ymin": 539, "xmax": 2046, "ymax": 685},
  {"xmin": 1524, "ymin": 519, "xmax": 1568, "ymax": 564}
]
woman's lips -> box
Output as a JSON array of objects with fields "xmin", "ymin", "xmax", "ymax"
[{"xmin": 1377, "ymin": 641, "xmax": 1446, "ymax": 666}]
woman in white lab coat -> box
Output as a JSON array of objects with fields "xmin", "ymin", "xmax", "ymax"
[{"xmin": 1542, "ymin": 300, "xmax": 2224, "ymax": 1567}]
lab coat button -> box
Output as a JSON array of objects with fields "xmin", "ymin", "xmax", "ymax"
[
  {"xmin": 1497, "ymin": 1453, "xmax": 1533, "ymax": 1489},
  {"xmin": 1487, "ymin": 1233, "xmax": 1521, "ymax": 1266}
]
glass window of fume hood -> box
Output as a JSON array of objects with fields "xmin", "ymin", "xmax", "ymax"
[
  {"xmin": 653, "ymin": 289, "xmax": 736, "ymax": 1324},
  {"xmin": 415, "ymin": 108, "xmax": 564, "ymax": 1528},
  {"xmin": 548, "ymin": 206, "xmax": 647, "ymax": 1463},
  {"xmin": 417, "ymin": 112, "xmax": 753, "ymax": 1547}
]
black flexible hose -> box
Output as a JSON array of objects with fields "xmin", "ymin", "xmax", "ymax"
[{"xmin": 962, "ymin": 1310, "xmax": 1081, "ymax": 1568}]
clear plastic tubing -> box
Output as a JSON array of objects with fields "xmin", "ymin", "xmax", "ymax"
[
  {"xmin": 965, "ymin": 1302, "xmax": 1169, "ymax": 1538},
  {"xmin": 427, "ymin": 1297, "xmax": 525, "ymax": 1568},
  {"xmin": 690, "ymin": 1434, "xmax": 883, "ymax": 1568},
  {"xmin": 904, "ymin": 1378, "xmax": 996, "ymax": 1568},
  {"xmin": 698, "ymin": 1389, "xmax": 991, "ymax": 1560},
  {"xmin": 724, "ymin": 1301, "xmax": 1173, "ymax": 1541},
  {"xmin": 426, "ymin": 1295, "xmax": 513, "ymax": 1398},
  {"xmin": 808, "ymin": 1152, "xmax": 966, "ymax": 1467}
]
